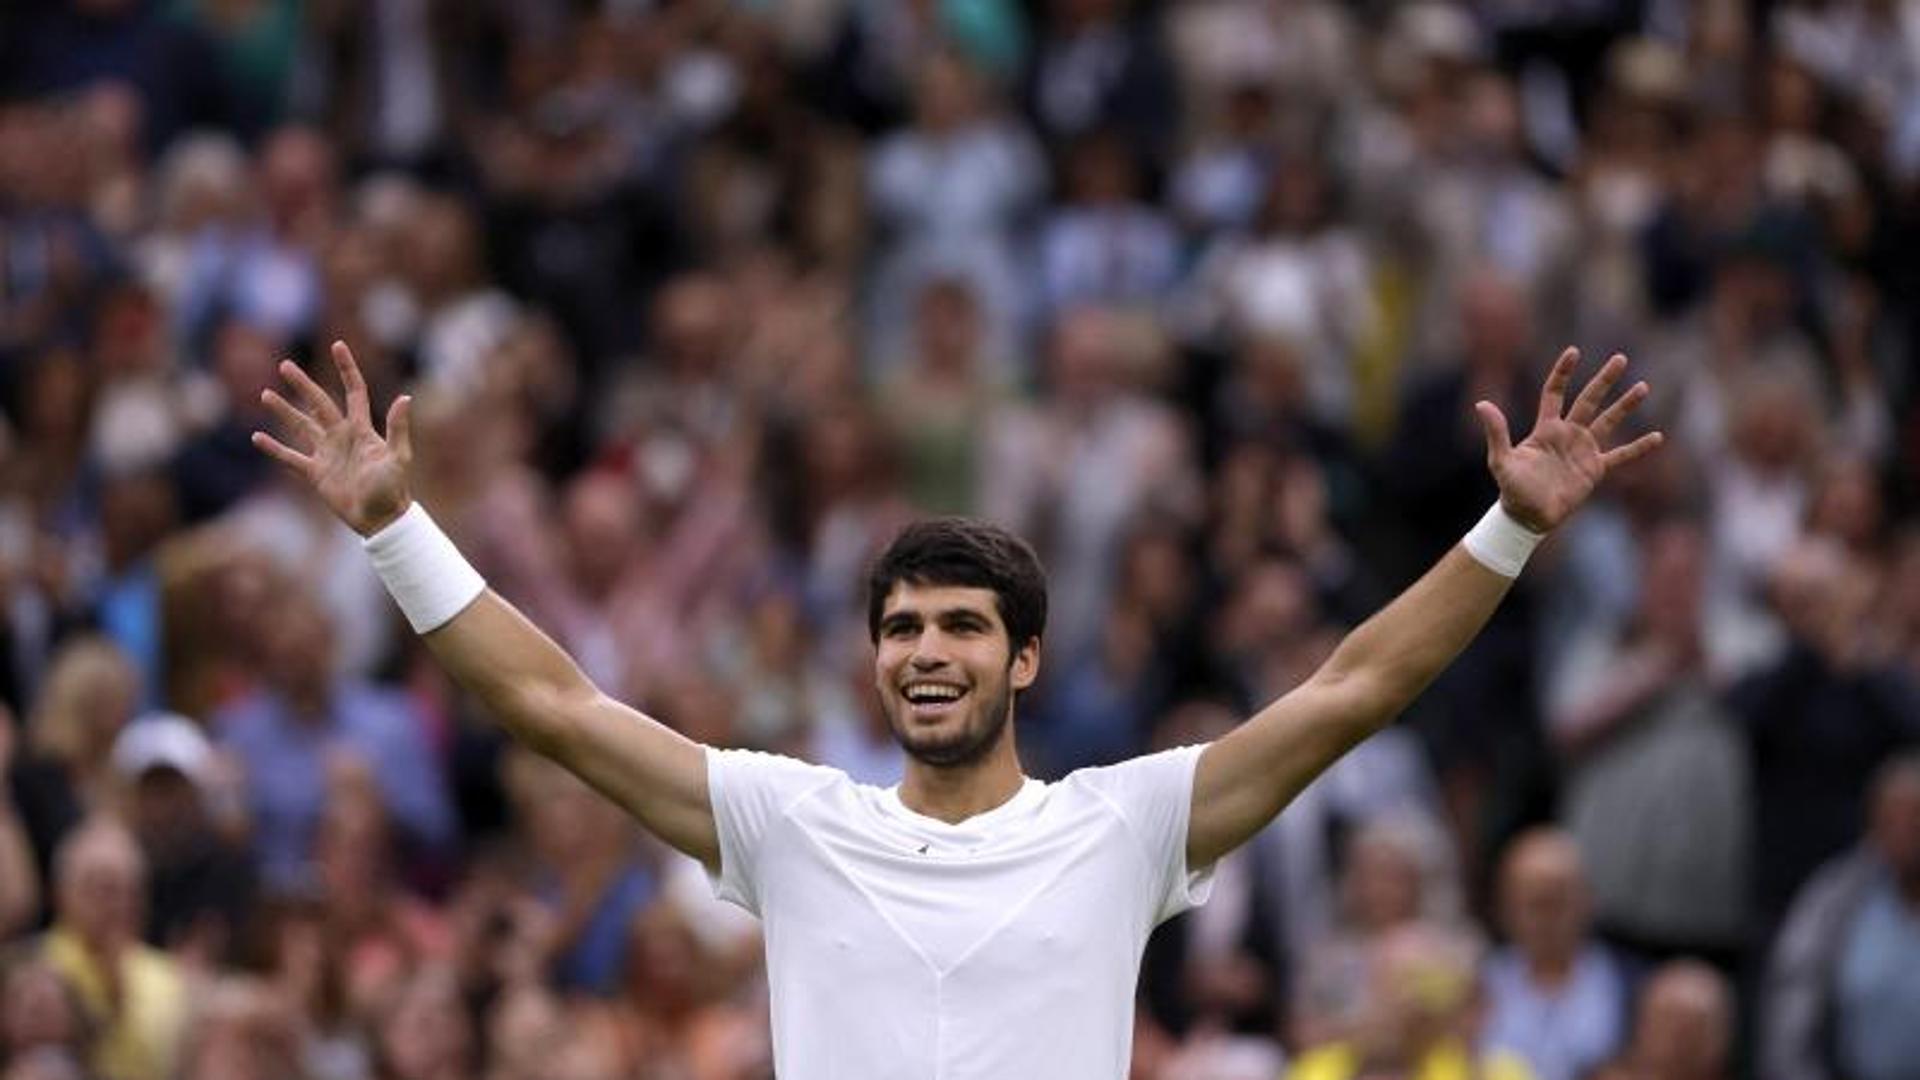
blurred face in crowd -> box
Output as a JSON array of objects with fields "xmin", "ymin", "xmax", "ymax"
[
  {"xmin": 180, "ymin": 983, "xmax": 301, "ymax": 1080},
  {"xmin": 402, "ymin": 196, "xmax": 482, "ymax": 303},
  {"xmin": 1498, "ymin": 830, "xmax": 1591, "ymax": 973},
  {"xmin": 377, "ymin": 968, "xmax": 472, "ymax": 1080},
  {"xmin": 1869, "ymin": 761, "xmax": 1920, "ymax": 887},
  {"xmin": 1, "ymin": 962, "xmax": 82, "ymax": 1057},
  {"xmin": 211, "ymin": 319, "xmax": 280, "ymax": 418},
  {"xmin": 1257, "ymin": 159, "xmax": 1329, "ymax": 235},
  {"xmin": 257, "ymin": 126, "xmax": 336, "ymax": 234},
  {"xmin": 1459, "ymin": 271, "xmax": 1530, "ymax": 370},
  {"xmin": 54, "ymin": 822, "xmax": 145, "ymax": 952},
  {"xmin": 262, "ymin": 590, "xmax": 336, "ymax": 706},
  {"xmin": 98, "ymin": 467, "xmax": 177, "ymax": 570},
  {"xmin": 1630, "ymin": 963, "xmax": 1731, "ymax": 1080},
  {"xmin": 914, "ymin": 279, "xmax": 982, "ymax": 377},
  {"xmin": 1638, "ymin": 523, "xmax": 1704, "ymax": 646},
  {"xmin": 874, "ymin": 583, "xmax": 1036, "ymax": 769},
  {"xmin": 129, "ymin": 767, "xmax": 205, "ymax": 855},
  {"xmin": 21, "ymin": 349, "xmax": 90, "ymax": 448},
  {"xmin": 916, "ymin": 53, "xmax": 982, "ymax": 133},
  {"xmin": 1343, "ymin": 827, "xmax": 1425, "ymax": 933},
  {"xmin": 626, "ymin": 903, "xmax": 708, "ymax": 1010},
  {"xmin": 315, "ymin": 797, "xmax": 392, "ymax": 905},
  {"xmin": 31, "ymin": 637, "xmax": 139, "ymax": 767},
  {"xmin": 1048, "ymin": 309, "xmax": 1122, "ymax": 408},
  {"xmin": 508, "ymin": 749, "xmax": 632, "ymax": 866},
  {"xmin": 561, "ymin": 471, "xmax": 643, "ymax": 596},
  {"xmin": 1359, "ymin": 925, "xmax": 1477, "ymax": 1059},
  {"xmin": 1808, "ymin": 455, "xmax": 1883, "ymax": 550},
  {"xmin": 652, "ymin": 273, "xmax": 732, "ymax": 378},
  {"xmin": 1067, "ymin": 135, "xmax": 1137, "ymax": 207}
]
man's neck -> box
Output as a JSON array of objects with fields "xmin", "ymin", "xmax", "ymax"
[
  {"xmin": 1526, "ymin": 949, "xmax": 1578, "ymax": 990},
  {"xmin": 898, "ymin": 745, "xmax": 1027, "ymax": 825}
]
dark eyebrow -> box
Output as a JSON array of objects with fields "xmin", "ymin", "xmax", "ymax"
[
  {"xmin": 937, "ymin": 609, "xmax": 992, "ymax": 628},
  {"xmin": 879, "ymin": 612, "xmax": 922, "ymax": 633}
]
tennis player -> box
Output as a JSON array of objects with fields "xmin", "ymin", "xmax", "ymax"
[{"xmin": 255, "ymin": 340, "xmax": 1659, "ymax": 1079}]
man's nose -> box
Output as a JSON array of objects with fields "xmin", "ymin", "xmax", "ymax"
[{"xmin": 909, "ymin": 637, "xmax": 949, "ymax": 668}]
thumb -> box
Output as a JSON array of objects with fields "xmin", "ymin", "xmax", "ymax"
[
  {"xmin": 1474, "ymin": 400, "xmax": 1512, "ymax": 461},
  {"xmin": 385, "ymin": 394, "xmax": 413, "ymax": 468}
]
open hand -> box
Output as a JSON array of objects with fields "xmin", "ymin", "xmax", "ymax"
[
  {"xmin": 251, "ymin": 341, "xmax": 415, "ymax": 536},
  {"xmin": 1475, "ymin": 349, "xmax": 1663, "ymax": 533}
]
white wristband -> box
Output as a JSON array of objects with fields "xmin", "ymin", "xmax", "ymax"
[
  {"xmin": 1462, "ymin": 501, "xmax": 1545, "ymax": 578},
  {"xmin": 362, "ymin": 503, "xmax": 486, "ymax": 634}
]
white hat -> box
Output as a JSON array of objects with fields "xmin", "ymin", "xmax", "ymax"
[{"xmin": 110, "ymin": 713, "xmax": 214, "ymax": 788}]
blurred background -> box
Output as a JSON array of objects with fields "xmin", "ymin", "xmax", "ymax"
[{"xmin": 0, "ymin": 0, "xmax": 1918, "ymax": 1078}]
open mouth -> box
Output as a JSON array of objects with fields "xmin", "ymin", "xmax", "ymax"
[{"xmin": 901, "ymin": 681, "xmax": 969, "ymax": 718}]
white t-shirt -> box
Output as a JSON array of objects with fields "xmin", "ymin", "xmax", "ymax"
[{"xmin": 707, "ymin": 743, "xmax": 1214, "ymax": 1080}]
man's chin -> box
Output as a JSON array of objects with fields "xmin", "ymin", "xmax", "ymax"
[{"xmin": 891, "ymin": 715, "xmax": 1007, "ymax": 769}]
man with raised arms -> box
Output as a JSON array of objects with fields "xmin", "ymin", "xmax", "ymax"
[{"xmin": 253, "ymin": 341, "xmax": 1660, "ymax": 1079}]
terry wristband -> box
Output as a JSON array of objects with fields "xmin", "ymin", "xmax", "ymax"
[
  {"xmin": 1461, "ymin": 501, "xmax": 1544, "ymax": 579},
  {"xmin": 362, "ymin": 502, "xmax": 487, "ymax": 633}
]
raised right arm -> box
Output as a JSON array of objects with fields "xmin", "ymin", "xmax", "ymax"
[{"xmin": 253, "ymin": 342, "xmax": 718, "ymax": 868}]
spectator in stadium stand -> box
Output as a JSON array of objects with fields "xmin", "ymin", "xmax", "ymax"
[
  {"xmin": 1733, "ymin": 537, "xmax": 1920, "ymax": 927},
  {"xmin": 1611, "ymin": 961, "xmax": 1734, "ymax": 1080},
  {"xmin": 866, "ymin": 48, "xmax": 1044, "ymax": 374},
  {"xmin": 171, "ymin": 315, "xmax": 285, "ymax": 525},
  {"xmin": 0, "ymin": 709, "xmax": 39, "ymax": 939},
  {"xmin": 34, "ymin": 818, "xmax": 185, "ymax": 1080},
  {"xmin": 106, "ymin": 712, "xmax": 253, "ymax": 965},
  {"xmin": 1291, "ymin": 813, "xmax": 1465, "ymax": 1050},
  {"xmin": 366, "ymin": 965, "xmax": 473, "ymax": 1080},
  {"xmin": 1035, "ymin": 130, "xmax": 1181, "ymax": 320},
  {"xmin": 1028, "ymin": 0, "xmax": 1180, "ymax": 162},
  {"xmin": 0, "ymin": 953, "xmax": 91, "ymax": 1075},
  {"xmin": 1480, "ymin": 828, "xmax": 1631, "ymax": 1080},
  {"xmin": 254, "ymin": 302, "xmax": 1658, "ymax": 1080},
  {"xmin": 876, "ymin": 277, "xmax": 1005, "ymax": 516},
  {"xmin": 1137, "ymin": 701, "xmax": 1284, "ymax": 1048},
  {"xmin": 212, "ymin": 583, "xmax": 455, "ymax": 892},
  {"xmin": 174, "ymin": 125, "xmax": 336, "ymax": 350},
  {"xmin": 980, "ymin": 306, "xmax": 1199, "ymax": 668},
  {"xmin": 169, "ymin": 976, "xmax": 304, "ymax": 1080},
  {"xmin": 3, "ymin": 638, "xmax": 142, "ymax": 919},
  {"xmin": 1761, "ymin": 752, "xmax": 1920, "ymax": 1080},
  {"xmin": 1549, "ymin": 520, "xmax": 1751, "ymax": 966},
  {"xmin": 0, "ymin": 104, "xmax": 122, "ymax": 367},
  {"xmin": 1287, "ymin": 923, "xmax": 1535, "ymax": 1080},
  {"xmin": 499, "ymin": 749, "xmax": 655, "ymax": 999}
]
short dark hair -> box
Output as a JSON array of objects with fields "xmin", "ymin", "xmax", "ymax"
[{"xmin": 866, "ymin": 518, "xmax": 1048, "ymax": 649}]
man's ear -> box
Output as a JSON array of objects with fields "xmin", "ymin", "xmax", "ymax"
[{"xmin": 1011, "ymin": 637, "xmax": 1041, "ymax": 691}]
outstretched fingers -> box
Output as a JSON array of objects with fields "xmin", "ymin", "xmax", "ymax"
[
  {"xmin": 1476, "ymin": 400, "xmax": 1513, "ymax": 461},
  {"xmin": 250, "ymin": 430, "xmax": 314, "ymax": 476},
  {"xmin": 1566, "ymin": 353, "xmax": 1628, "ymax": 426},
  {"xmin": 1601, "ymin": 431, "xmax": 1665, "ymax": 471},
  {"xmin": 1590, "ymin": 380, "xmax": 1650, "ymax": 442},
  {"xmin": 384, "ymin": 394, "xmax": 413, "ymax": 468},
  {"xmin": 330, "ymin": 341, "xmax": 372, "ymax": 425},
  {"xmin": 260, "ymin": 388, "xmax": 323, "ymax": 449},
  {"xmin": 278, "ymin": 359, "xmax": 343, "ymax": 427},
  {"xmin": 1536, "ymin": 348, "xmax": 1579, "ymax": 427}
]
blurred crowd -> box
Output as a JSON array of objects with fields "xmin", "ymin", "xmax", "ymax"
[{"xmin": 2, "ymin": 0, "xmax": 1920, "ymax": 1078}]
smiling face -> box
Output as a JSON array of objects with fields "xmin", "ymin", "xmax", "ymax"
[{"xmin": 873, "ymin": 583, "xmax": 1039, "ymax": 769}]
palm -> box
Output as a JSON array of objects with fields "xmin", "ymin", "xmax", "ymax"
[
  {"xmin": 1475, "ymin": 349, "xmax": 1663, "ymax": 533},
  {"xmin": 253, "ymin": 342, "xmax": 415, "ymax": 537}
]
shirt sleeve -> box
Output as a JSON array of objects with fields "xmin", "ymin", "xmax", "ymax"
[
  {"xmin": 1078, "ymin": 743, "xmax": 1215, "ymax": 925},
  {"xmin": 705, "ymin": 747, "xmax": 841, "ymax": 915}
]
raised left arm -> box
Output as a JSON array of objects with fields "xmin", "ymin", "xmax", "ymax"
[{"xmin": 1188, "ymin": 349, "xmax": 1662, "ymax": 867}]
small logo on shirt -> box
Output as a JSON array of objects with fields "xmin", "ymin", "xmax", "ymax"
[{"xmin": 916, "ymin": 842, "xmax": 930, "ymax": 855}]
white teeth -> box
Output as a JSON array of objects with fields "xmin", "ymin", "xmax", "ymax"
[{"xmin": 904, "ymin": 683, "xmax": 965, "ymax": 704}]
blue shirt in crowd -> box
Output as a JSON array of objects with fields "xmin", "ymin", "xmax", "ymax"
[{"xmin": 215, "ymin": 682, "xmax": 456, "ymax": 890}]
